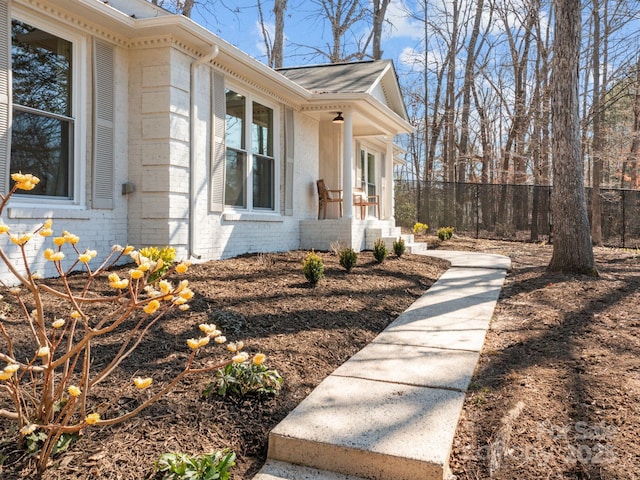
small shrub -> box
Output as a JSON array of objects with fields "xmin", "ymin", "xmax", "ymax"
[
  {"xmin": 204, "ymin": 345, "xmax": 283, "ymax": 397},
  {"xmin": 412, "ymin": 222, "xmax": 429, "ymax": 235},
  {"xmin": 437, "ymin": 226, "xmax": 455, "ymax": 240},
  {"xmin": 155, "ymin": 450, "xmax": 236, "ymax": 480},
  {"xmin": 393, "ymin": 237, "xmax": 406, "ymax": 257},
  {"xmin": 302, "ymin": 250, "xmax": 324, "ymax": 284},
  {"xmin": 339, "ymin": 247, "xmax": 358, "ymax": 272},
  {"xmin": 373, "ymin": 238, "xmax": 388, "ymax": 263},
  {"xmin": 139, "ymin": 245, "xmax": 176, "ymax": 281}
]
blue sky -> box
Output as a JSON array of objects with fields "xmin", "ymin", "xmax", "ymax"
[{"xmin": 190, "ymin": 0, "xmax": 424, "ymax": 71}]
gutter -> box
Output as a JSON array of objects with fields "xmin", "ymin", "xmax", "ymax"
[{"xmin": 189, "ymin": 46, "xmax": 219, "ymax": 260}]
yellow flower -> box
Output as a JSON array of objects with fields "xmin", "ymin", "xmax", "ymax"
[
  {"xmin": 137, "ymin": 262, "xmax": 150, "ymax": 272},
  {"xmin": 62, "ymin": 231, "xmax": 79, "ymax": 244},
  {"xmin": 159, "ymin": 280, "xmax": 172, "ymax": 295},
  {"xmin": 0, "ymin": 371, "xmax": 12, "ymax": 380},
  {"xmin": 68, "ymin": 385, "xmax": 81, "ymax": 397},
  {"xmin": 108, "ymin": 273, "xmax": 120, "ymax": 283},
  {"xmin": 0, "ymin": 224, "xmax": 9, "ymax": 234},
  {"xmin": 9, "ymin": 287, "xmax": 21, "ymax": 295},
  {"xmin": 44, "ymin": 249, "xmax": 64, "ymax": 262},
  {"xmin": 253, "ymin": 353, "xmax": 266, "ymax": 366},
  {"xmin": 43, "ymin": 219, "xmax": 53, "ymax": 229},
  {"xmin": 178, "ymin": 305, "xmax": 190, "ymax": 311},
  {"xmin": 186, "ymin": 336, "xmax": 209, "ymax": 350},
  {"xmin": 53, "ymin": 236, "xmax": 66, "ymax": 246},
  {"xmin": 123, "ymin": 245, "xmax": 135, "ymax": 255},
  {"xmin": 39, "ymin": 228, "xmax": 53, "ymax": 237},
  {"xmin": 175, "ymin": 262, "xmax": 191, "ymax": 274},
  {"xmin": 20, "ymin": 424, "xmax": 37, "ymax": 435},
  {"xmin": 70, "ymin": 310, "xmax": 81, "ymax": 319},
  {"xmin": 110, "ymin": 279, "xmax": 129, "ymax": 289},
  {"xmin": 85, "ymin": 413, "xmax": 100, "ymax": 425},
  {"xmin": 143, "ymin": 300, "xmax": 160, "ymax": 315},
  {"xmin": 179, "ymin": 288, "xmax": 194, "ymax": 300},
  {"xmin": 133, "ymin": 377, "xmax": 153, "ymax": 389},
  {"xmin": 10, "ymin": 234, "xmax": 32, "ymax": 246},
  {"xmin": 31, "ymin": 273, "xmax": 42, "ymax": 280},
  {"xmin": 130, "ymin": 269, "xmax": 144, "ymax": 280},
  {"xmin": 172, "ymin": 297, "xmax": 187, "ymax": 306},
  {"xmin": 232, "ymin": 352, "xmax": 249, "ymax": 363},
  {"xmin": 11, "ymin": 173, "xmax": 40, "ymax": 190},
  {"xmin": 36, "ymin": 346, "xmax": 50, "ymax": 358},
  {"xmin": 78, "ymin": 253, "xmax": 92, "ymax": 263},
  {"xmin": 52, "ymin": 318, "xmax": 65, "ymax": 329},
  {"xmin": 214, "ymin": 336, "xmax": 227, "ymax": 344},
  {"xmin": 199, "ymin": 324, "xmax": 220, "ymax": 336},
  {"xmin": 4, "ymin": 364, "xmax": 20, "ymax": 374}
]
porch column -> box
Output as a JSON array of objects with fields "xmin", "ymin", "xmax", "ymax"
[
  {"xmin": 385, "ymin": 138, "xmax": 394, "ymax": 220},
  {"xmin": 342, "ymin": 111, "xmax": 354, "ymax": 218}
]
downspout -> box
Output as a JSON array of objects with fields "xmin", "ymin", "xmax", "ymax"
[{"xmin": 189, "ymin": 46, "xmax": 219, "ymax": 260}]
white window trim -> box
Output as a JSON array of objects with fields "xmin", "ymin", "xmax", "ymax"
[
  {"xmin": 9, "ymin": 6, "xmax": 87, "ymax": 208},
  {"xmin": 358, "ymin": 141, "xmax": 380, "ymax": 195},
  {"xmin": 224, "ymin": 82, "xmax": 280, "ymax": 214}
]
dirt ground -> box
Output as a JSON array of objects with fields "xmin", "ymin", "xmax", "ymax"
[{"xmin": 1, "ymin": 238, "xmax": 639, "ymax": 479}]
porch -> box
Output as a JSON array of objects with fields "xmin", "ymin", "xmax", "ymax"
[{"xmin": 299, "ymin": 217, "xmax": 427, "ymax": 253}]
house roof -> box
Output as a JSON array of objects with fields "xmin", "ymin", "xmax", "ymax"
[{"xmin": 278, "ymin": 60, "xmax": 409, "ymax": 125}]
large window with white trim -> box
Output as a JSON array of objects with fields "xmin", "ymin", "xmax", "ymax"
[
  {"xmin": 11, "ymin": 19, "xmax": 75, "ymax": 198},
  {"xmin": 225, "ymin": 88, "xmax": 276, "ymax": 210}
]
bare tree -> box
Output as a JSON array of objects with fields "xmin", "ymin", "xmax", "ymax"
[
  {"xmin": 548, "ymin": 0, "xmax": 597, "ymax": 274},
  {"xmin": 257, "ymin": 0, "xmax": 288, "ymax": 68}
]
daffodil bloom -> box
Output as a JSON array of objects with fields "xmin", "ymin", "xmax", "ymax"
[
  {"xmin": 39, "ymin": 228, "xmax": 53, "ymax": 237},
  {"xmin": 9, "ymin": 287, "xmax": 21, "ymax": 295},
  {"xmin": 233, "ymin": 352, "xmax": 250, "ymax": 363},
  {"xmin": 175, "ymin": 262, "xmax": 190, "ymax": 274},
  {"xmin": 253, "ymin": 353, "xmax": 267, "ymax": 365},
  {"xmin": 52, "ymin": 318, "xmax": 65, "ymax": 329},
  {"xmin": 4, "ymin": 364, "xmax": 20, "ymax": 373},
  {"xmin": 0, "ymin": 224, "xmax": 10, "ymax": 234},
  {"xmin": 159, "ymin": 280, "xmax": 172, "ymax": 295},
  {"xmin": 85, "ymin": 413, "xmax": 100, "ymax": 425},
  {"xmin": 133, "ymin": 377, "xmax": 153, "ymax": 389},
  {"xmin": 20, "ymin": 424, "xmax": 37, "ymax": 435},
  {"xmin": 129, "ymin": 269, "xmax": 144, "ymax": 280},
  {"xmin": 70, "ymin": 310, "xmax": 81, "ymax": 319},
  {"xmin": 10, "ymin": 233, "xmax": 32, "ymax": 246},
  {"xmin": 11, "ymin": 173, "xmax": 40, "ymax": 190},
  {"xmin": 68, "ymin": 385, "xmax": 81, "ymax": 397},
  {"xmin": 36, "ymin": 346, "xmax": 50, "ymax": 357},
  {"xmin": 123, "ymin": 245, "xmax": 135, "ymax": 255},
  {"xmin": 143, "ymin": 300, "xmax": 160, "ymax": 314},
  {"xmin": 53, "ymin": 236, "xmax": 66, "ymax": 246},
  {"xmin": 214, "ymin": 336, "xmax": 227, "ymax": 344},
  {"xmin": 0, "ymin": 371, "xmax": 12, "ymax": 380}
]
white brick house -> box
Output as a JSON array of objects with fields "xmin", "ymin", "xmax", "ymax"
[{"xmin": 0, "ymin": 0, "xmax": 412, "ymax": 280}]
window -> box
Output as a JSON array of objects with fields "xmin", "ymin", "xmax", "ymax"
[
  {"xmin": 224, "ymin": 88, "xmax": 276, "ymax": 210},
  {"xmin": 11, "ymin": 19, "xmax": 74, "ymax": 198}
]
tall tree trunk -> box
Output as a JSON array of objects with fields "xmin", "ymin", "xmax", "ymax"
[
  {"xmin": 371, "ymin": 0, "xmax": 390, "ymax": 59},
  {"xmin": 622, "ymin": 56, "xmax": 640, "ymax": 189},
  {"xmin": 272, "ymin": 0, "xmax": 288, "ymax": 68},
  {"xmin": 591, "ymin": 0, "xmax": 603, "ymax": 245},
  {"xmin": 548, "ymin": 0, "xmax": 597, "ymax": 275}
]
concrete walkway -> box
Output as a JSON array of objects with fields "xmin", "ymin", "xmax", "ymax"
[{"xmin": 253, "ymin": 251, "xmax": 511, "ymax": 480}]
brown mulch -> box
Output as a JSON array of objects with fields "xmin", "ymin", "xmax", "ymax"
[{"xmin": 1, "ymin": 238, "xmax": 639, "ymax": 479}]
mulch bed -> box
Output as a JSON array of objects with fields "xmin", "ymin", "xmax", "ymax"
[{"xmin": 0, "ymin": 249, "xmax": 448, "ymax": 479}]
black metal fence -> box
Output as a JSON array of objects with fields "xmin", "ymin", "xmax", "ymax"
[{"xmin": 394, "ymin": 180, "xmax": 640, "ymax": 248}]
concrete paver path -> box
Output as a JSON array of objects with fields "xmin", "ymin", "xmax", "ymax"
[{"xmin": 253, "ymin": 250, "xmax": 511, "ymax": 480}]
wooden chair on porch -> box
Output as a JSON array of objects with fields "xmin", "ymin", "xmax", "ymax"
[
  {"xmin": 353, "ymin": 187, "xmax": 380, "ymax": 219},
  {"xmin": 316, "ymin": 179, "xmax": 343, "ymax": 219}
]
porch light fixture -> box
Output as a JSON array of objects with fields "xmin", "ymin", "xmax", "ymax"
[{"xmin": 332, "ymin": 112, "xmax": 344, "ymax": 124}]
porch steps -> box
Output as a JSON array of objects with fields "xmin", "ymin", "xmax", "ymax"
[{"xmin": 365, "ymin": 228, "xmax": 427, "ymax": 254}]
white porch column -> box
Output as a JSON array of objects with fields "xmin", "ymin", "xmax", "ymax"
[
  {"xmin": 385, "ymin": 138, "xmax": 394, "ymax": 220},
  {"xmin": 342, "ymin": 111, "xmax": 354, "ymax": 218}
]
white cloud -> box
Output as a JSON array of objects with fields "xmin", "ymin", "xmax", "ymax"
[{"xmin": 384, "ymin": 0, "xmax": 424, "ymax": 41}]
